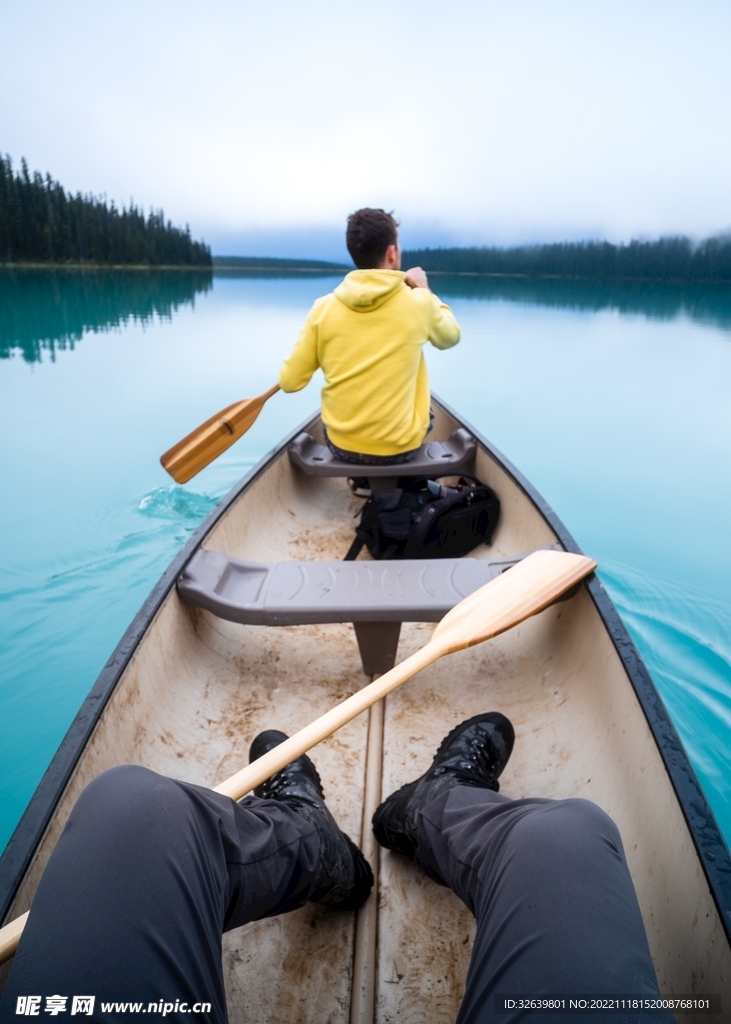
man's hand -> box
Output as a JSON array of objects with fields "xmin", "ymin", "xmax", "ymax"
[{"xmin": 404, "ymin": 266, "xmax": 430, "ymax": 290}]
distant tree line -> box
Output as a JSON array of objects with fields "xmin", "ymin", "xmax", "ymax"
[
  {"xmin": 0, "ymin": 155, "xmax": 212, "ymax": 266},
  {"xmin": 0, "ymin": 267, "xmax": 212, "ymax": 362},
  {"xmin": 402, "ymin": 235, "xmax": 731, "ymax": 282},
  {"xmin": 212, "ymin": 255, "xmax": 349, "ymax": 270}
]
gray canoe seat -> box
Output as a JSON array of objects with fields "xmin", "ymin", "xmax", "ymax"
[
  {"xmin": 178, "ymin": 550, "xmax": 527, "ymax": 674},
  {"xmin": 287, "ymin": 427, "xmax": 477, "ymax": 477},
  {"xmin": 178, "ymin": 549, "xmax": 525, "ymax": 625}
]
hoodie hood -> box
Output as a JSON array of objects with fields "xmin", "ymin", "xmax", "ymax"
[{"xmin": 334, "ymin": 269, "xmax": 406, "ymax": 312}]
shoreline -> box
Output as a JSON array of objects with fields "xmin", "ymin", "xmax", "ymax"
[
  {"xmin": 0, "ymin": 262, "xmax": 212, "ymax": 271},
  {"xmin": 2, "ymin": 262, "xmax": 731, "ymax": 285},
  {"xmin": 213, "ymin": 265, "xmax": 348, "ymax": 273},
  {"xmin": 412, "ymin": 270, "xmax": 731, "ymax": 284}
]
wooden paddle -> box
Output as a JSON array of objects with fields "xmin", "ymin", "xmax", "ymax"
[
  {"xmin": 160, "ymin": 384, "xmax": 280, "ymax": 484},
  {"xmin": 0, "ymin": 549, "xmax": 595, "ymax": 962}
]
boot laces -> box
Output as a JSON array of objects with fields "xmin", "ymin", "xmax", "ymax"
[
  {"xmin": 259, "ymin": 760, "xmax": 323, "ymax": 805},
  {"xmin": 434, "ymin": 732, "xmax": 498, "ymax": 784}
]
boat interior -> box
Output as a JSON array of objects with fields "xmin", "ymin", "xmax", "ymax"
[{"xmin": 2, "ymin": 402, "xmax": 729, "ymax": 1022}]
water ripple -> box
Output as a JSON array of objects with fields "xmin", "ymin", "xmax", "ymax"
[
  {"xmin": 138, "ymin": 485, "xmax": 219, "ymax": 523},
  {"xmin": 598, "ymin": 558, "xmax": 731, "ymax": 839}
]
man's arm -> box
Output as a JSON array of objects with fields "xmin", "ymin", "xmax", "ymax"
[
  {"xmin": 406, "ymin": 269, "xmax": 460, "ymax": 350},
  {"xmin": 427, "ymin": 296, "xmax": 461, "ymax": 349},
  {"xmin": 278, "ymin": 309, "xmax": 320, "ymax": 393}
]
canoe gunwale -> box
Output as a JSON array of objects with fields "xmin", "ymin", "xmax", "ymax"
[{"xmin": 2, "ymin": 396, "xmax": 730, "ymax": 956}]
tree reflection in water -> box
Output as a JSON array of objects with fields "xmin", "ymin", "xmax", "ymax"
[
  {"xmin": 432, "ymin": 275, "xmax": 731, "ymax": 334},
  {"xmin": 0, "ymin": 268, "xmax": 213, "ymax": 363}
]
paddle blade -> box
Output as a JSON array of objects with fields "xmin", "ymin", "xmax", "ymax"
[
  {"xmin": 160, "ymin": 385, "xmax": 279, "ymax": 484},
  {"xmin": 431, "ymin": 549, "xmax": 596, "ymax": 656}
]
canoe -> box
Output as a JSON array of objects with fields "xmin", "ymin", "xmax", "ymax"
[{"xmin": 1, "ymin": 397, "xmax": 730, "ymax": 1021}]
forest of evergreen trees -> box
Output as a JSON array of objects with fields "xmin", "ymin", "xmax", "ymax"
[
  {"xmin": 0, "ymin": 155, "xmax": 211, "ymax": 266},
  {"xmin": 402, "ymin": 235, "xmax": 731, "ymax": 282}
]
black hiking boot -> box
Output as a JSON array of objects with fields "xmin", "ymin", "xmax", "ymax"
[
  {"xmin": 372, "ymin": 712, "xmax": 515, "ymax": 858},
  {"xmin": 249, "ymin": 730, "xmax": 373, "ymax": 911}
]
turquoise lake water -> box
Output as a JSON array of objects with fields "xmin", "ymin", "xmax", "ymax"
[{"xmin": 1, "ymin": 268, "xmax": 730, "ymax": 854}]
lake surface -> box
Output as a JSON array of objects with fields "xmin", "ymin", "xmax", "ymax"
[{"xmin": 1, "ymin": 267, "xmax": 730, "ymax": 855}]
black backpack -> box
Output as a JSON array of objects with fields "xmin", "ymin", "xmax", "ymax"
[{"xmin": 344, "ymin": 476, "xmax": 500, "ymax": 561}]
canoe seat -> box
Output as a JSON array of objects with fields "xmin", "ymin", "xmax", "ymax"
[
  {"xmin": 178, "ymin": 550, "xmax": 529, "ymax": 674},
  {"xmin": 287, "ymin": 427, "xmax": 477, "ymax": 477},
  {"xmin": 177, "ymin": 550, "xmax": 526, "ymax": 626}
]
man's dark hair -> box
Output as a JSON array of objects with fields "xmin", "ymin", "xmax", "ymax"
[{"xmin": 346, "ymin": 208, "xmax": 399, "ymax": 269}]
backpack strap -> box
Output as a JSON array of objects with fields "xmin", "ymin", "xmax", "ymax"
[{"xmin": 344, "ymin": 535, "xmax": 365, "ymax": 561}]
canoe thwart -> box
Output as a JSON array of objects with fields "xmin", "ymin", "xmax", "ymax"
[
  {"xmin": 287, "ymin": 427, "xmax": 477, "ymax": 477},
  {"xmin": 177, "ymin": 550, "xmax": 545, "ymax": 626}
]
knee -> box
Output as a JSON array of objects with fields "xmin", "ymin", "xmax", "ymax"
[
  {"xmin": 551, "ymin": 797, "xmax": 619, "ymax": 832},
  {"xmin": 512, "ymin": 798, "xmax": 623, "ymax": 861},
  {"xmin": 562, "ymin": 798, "xmax": 622, "ymax": 847},
  {"xmin": 68, "ymin": 765, "xmax": 176, "ymax": 831}
]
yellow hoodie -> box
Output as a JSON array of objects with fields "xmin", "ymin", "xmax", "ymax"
[{"xmin": 278, "ymin": 270, "xmax": 460, "ymax": 456}]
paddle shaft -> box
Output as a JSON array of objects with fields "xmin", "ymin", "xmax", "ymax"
[{"xmin": 0, "ymin": 912, "xmax": 27, "ymax": 964}]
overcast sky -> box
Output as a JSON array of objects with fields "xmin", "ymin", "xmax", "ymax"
[{"xmin": 2, "ymin": 0, "xmax": 730, "ymax": 259}]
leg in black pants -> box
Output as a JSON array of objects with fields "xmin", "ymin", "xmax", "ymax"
[
  {"xmin": 1, "ymin": 765, "xmax": 321, "ymax": 1022},
  {"xmin": 416, "ymin": 787, "xmax": 675, "ymax": 1024}
]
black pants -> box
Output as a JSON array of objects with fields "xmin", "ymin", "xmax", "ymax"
[
  {"xmin": 1, "ymin": 767, "xmax": 672, "ymax": 1023},
  {"xmin": 323, "ymin": 408, "xmax": 436, "ymax": 465}
]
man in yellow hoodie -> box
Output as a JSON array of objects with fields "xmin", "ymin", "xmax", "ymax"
[{"xmin": 278, "ymin": 209, "xmax": 461, "ymax": 465}]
